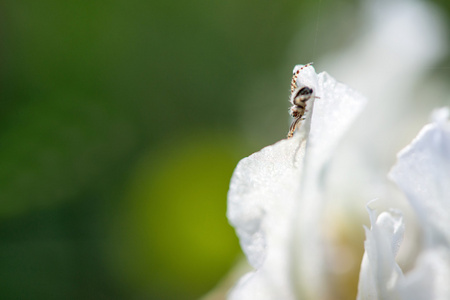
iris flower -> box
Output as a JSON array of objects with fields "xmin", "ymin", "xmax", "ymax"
[
  {"xmin": 225, "ymin": 0, "xmax": 449, "ymax": 299},
  {"xmin": 226, "ymin": 65, "xmax": 450, "ymax": 299}
]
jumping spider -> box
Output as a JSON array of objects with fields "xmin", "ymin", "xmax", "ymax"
[{"xmin": 287, "ymin": 63, "xmax": 315, "ymax": 138}]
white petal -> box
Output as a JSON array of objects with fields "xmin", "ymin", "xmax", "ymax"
[
  {"xmin": 319, "ymin": 0, "xmax": 447, "ymax": 215},
  {"xmin": 292, "ymin": 70, "xmax": 367, "ymax": 298},
  {"xmin": 227, "ymin": 134, "xmax": 306, "ymax": 300},
  {"xmin": 227, "ymin": 65, "xmax": 366, "ymax": 299},
  {"xmin": 398, "ymin": 248, "xmax": 450, "ymax": 300},
  {"xmin": 309, "ymin": 71, "xmax": 367, "ymax": 165},
  {"xmin": 389, "ymin": 107, "xmax": 450, "ymax": 247},
  {"xmin": 357, "ymin": 204, "xmax": 405, "ymax": 300}
]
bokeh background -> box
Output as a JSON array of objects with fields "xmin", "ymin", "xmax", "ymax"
[{"xmin": 1, "ymin": 0, "xmax": 450, "ymax": 299}]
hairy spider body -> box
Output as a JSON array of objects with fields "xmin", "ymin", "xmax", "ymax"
[
  {"xmin": 287, "ymin": 86, "xmax": 314, "ymax": 138},
  {"xmin": 287, "ymin": 63, "xmax": 314, "ymax": 138}
]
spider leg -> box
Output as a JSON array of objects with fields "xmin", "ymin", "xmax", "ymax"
[{"xmin": 287, "ymin": 117, "xmax": 302, "ymax": 138}]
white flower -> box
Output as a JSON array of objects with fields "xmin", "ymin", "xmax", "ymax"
[
  {"xmin": 224, "ymin": 0, "xmax": 449, "ymax": 299},
  {"xmin": 227, "ymin": 88, "xmax": 450, "ymax": 300}
]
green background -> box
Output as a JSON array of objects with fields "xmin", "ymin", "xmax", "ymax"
[{"xmin": 1, "ymin": 0, "xmax": 449, "ymax": 299}]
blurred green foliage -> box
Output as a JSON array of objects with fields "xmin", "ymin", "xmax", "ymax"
[
  {"xmin": 108, "ymin": 136, "xmax": 241, "ymax": 299},
  {"xmin": 0, "ymin": 0, "xmax": 322, "ymax": 216},
  {"xmin": 4, "ymin": 0, "xmax": 448, "ymax": 299},
  {"xmin": 0, "ymin": 0, "xmax": 322, "ymax": 298}
]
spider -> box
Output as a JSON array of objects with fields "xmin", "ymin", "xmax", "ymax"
[{"xmin": 287, "ymin": 63, "xmax": 315, "ymax": 138}]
